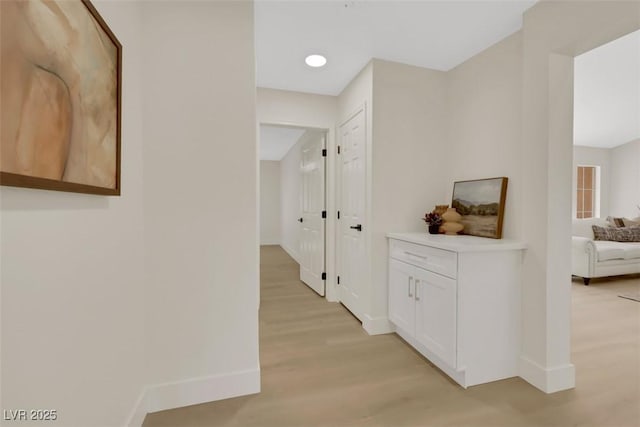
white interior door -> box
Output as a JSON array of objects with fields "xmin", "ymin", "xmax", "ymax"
[
  {"xmin": 299, "ymin": 132, "xmax": 326, "ymax": 296},
  {"xmin": 337, "ymin": 108, "xmax": 366, "ymax": 319}
]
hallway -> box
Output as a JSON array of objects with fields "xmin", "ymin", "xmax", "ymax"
[{"xmin": 144, "ymin": 246, "xmax": 639, "ymax": 427}]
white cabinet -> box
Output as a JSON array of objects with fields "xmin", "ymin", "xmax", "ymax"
[
  {"xmin": 389, "ymin": 259, "xmax": 457, "ymax": 367},
  {"xmin": 387, "ymin": 233, "xmax": 526, "ymax": 388},
  {"xmin": 388, "ymin": 259, "xmax": 416, "ymax": 334},
  {"xmin": 414, "ymin": 267, "xmax": 457, "ymax": 367}
]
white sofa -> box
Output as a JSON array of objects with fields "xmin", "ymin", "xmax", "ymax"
[{"xmin": 572, "ymin": 218, "xmax": 640, "ymax": 285}]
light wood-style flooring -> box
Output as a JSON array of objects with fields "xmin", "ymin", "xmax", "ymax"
[{"xmin": 144, "ymin": 245, "xmax": 640, "ymax": 427}]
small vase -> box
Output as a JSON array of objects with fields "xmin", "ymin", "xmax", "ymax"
[
  {"xmin": 441, "ymin": 208, "xmax": 464, "ymax": 235},
  {"xmin": 434, "ymin": 205, "xmax": 449, "ymax": 215},
  {"xmin": 428, "ymin": 224, "xmax": 440, "ymax": 235}
]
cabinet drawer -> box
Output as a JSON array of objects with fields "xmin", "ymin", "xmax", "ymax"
[{"xmin": 389, "ymin": 239, "xmax": 457, "ymax": 279}]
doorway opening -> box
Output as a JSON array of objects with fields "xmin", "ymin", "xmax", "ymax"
[
  {"xmin": 564, "ymin": 28, "xmax": 640, "ymax": 401},
  {"xmin": 259, "ymin": 124, "xmax": 328, "ymax": 296},
  {"xmin": 570, "ymin": 29, "xmax": 640, "ymax": 287}
]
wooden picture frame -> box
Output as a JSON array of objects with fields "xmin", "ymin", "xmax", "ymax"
[
  {"xmin": 0, "ymin": 0, "xmax": 122, "ymax": 195},
  {"xmin": 451, "ymin": 177, "xmax": 508, "ymax": 239}
]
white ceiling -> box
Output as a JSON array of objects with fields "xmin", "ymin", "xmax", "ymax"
[
  {"xmin": 255, "ymin": 0, "xmax": 537, "ymax": 96},
  {"xmin": 260, "ymin": 125, "xmax": 306, "ymax": 160},
  {"xmin": 574, "ymin": 30, "xmax": 640, "ymax": 148}
]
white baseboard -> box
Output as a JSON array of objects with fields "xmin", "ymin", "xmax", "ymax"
[
  {"xmin": 362, "ymin": 314, "xmax": 395, "ymax": 335},
  {"xmin": 147, "ymin": 368, "xmax": 260, "ymax": 413},
  {"xmin": 519, "ymin": 356, "xmax": 575, "ymax": 393},
  {"xmin": 125, "ymin": 368, "xmax": 260, "ymax": 426},
  {"xmin": 280, "ymin": 244, "xmax": 300, "ymax": 264}
]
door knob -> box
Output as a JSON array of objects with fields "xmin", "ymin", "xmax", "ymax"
[
  {"xmin": 350, "ymin": 224, "xmax": 362, "ymax": 231},
  {"xmin": 298, "ymin": 218, "xmax": 303, "ymax": 223}
]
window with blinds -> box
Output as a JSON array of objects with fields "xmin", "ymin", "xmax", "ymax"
[{"xmin": 576, "ymin": 166, "xmax": 597, "ymax": 219}]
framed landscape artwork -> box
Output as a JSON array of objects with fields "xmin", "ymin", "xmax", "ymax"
[
  {"xmin": 0, "ymin": 0, "xmax": 122, "ymax": 195},
  {"xmin": 452, "ymin": 177, "xmax": 508, "ymax": 239}
]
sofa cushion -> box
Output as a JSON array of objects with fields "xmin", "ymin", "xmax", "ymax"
[
  {"xmin": 593, "ymin": 241, "xmax": 640, "ymax": 261},
  {"xmin": 593, "ymin": 225, "xmax": 640, "ymax": 242},
  {"xmin": 594, "ymin": 242, "xmax": 627, "ymax": 261},
  {"xmin": 623, "ymin": 243, "xmax": 640, "ymax": 260},
  {"xmin": 573, "ymin": 218, "xmax": 610, "ymax": 238}
]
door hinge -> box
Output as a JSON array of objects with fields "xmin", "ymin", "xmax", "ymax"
[
  {"xmin": 337, "ymin": 210, "xmax": 340, "ymax": 219},
  {"xmin": 337, "ymin": 276, "xmax": 340, "ymax": 285},
  {"xmin": 322, "ymin": 272, "xmax": 326, "ymax": 281},
  {"xmin": 322, "ymin": 210, "xmax": 326, "ymax": 219},
  {"xmin": 322, "ymin": 149, "xmax": 327, "ymax": 157},
  {"xmin": 337, "ymin": 145, "xmax": 341, "ymax": 154}
]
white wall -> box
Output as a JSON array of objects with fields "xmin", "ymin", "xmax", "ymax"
[
  {"xmin": 0, "ymin": 2, "xmax": 146, "ymax": 426},
  {"xmin": 610, "ymin": 139, "xmax": 640, "ymax": 218},
  {"xmin": 446, "ymin": 33, "xmax": 523, "ymax": 240},
  {"xmin": 260, "ymin": 161, "xmax": 281, "ymax": 245},
  {"xmin": 140, "ymin": 0, "xmax": 259, "ymax": 416},
  {"xmin": 257, "ymin": 88, "xmax": 337, "ymax": 130},
  {"xmin": 369, "ymin": 59, "xmax": 448, "ymax": 326},
  {"xmin": 572, "ymin": 141, "xmax": 639, "ymax": 219},
  {"xmin": 1, "ymin": 2, "xmax": 260, "ymax": 425},
  {"xmin": 572, "ymin": 146, "xmax": 611, "ymax": 218},
  {"xmin": 338, "ymin": 62, "xmax": 374, "ymax": 127},
  {"xmin": 279, "ymin": 142, "xmax": 301, "ymax": 261}
]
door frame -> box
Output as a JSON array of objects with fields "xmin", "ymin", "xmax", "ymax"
[
  {"xmin": 335, "ymin": 103, "xmax": 372, "ymax": 321},
  {"xmin": 259, "ymin": 121, "xmax": 338, "ymax": 302}
]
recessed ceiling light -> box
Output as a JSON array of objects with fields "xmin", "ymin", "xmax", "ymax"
[{"xmin": 305, "ymin": 54, "xmax": 327, "ymax": 68}]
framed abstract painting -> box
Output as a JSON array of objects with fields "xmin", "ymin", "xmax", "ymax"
[
  {"xmin": 452, "ymin": 177, "xmax": 508, "ymax": 239},
  {"xmin": 0, "ymin": 0, "xmax": 122, "ymax": 195}
]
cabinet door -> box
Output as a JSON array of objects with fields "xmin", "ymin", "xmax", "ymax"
[
  {"xmin": 414, "ymin": 269, "xmax": 457, "ymax": 367},
  {"xmin": 388, "ymin": 259, "xmax": 416, "ymax": 335}
]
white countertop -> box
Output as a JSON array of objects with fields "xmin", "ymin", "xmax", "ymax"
[{"xmin": 387, "ymin": 232, "xmax": 527, "ymax": 252}]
